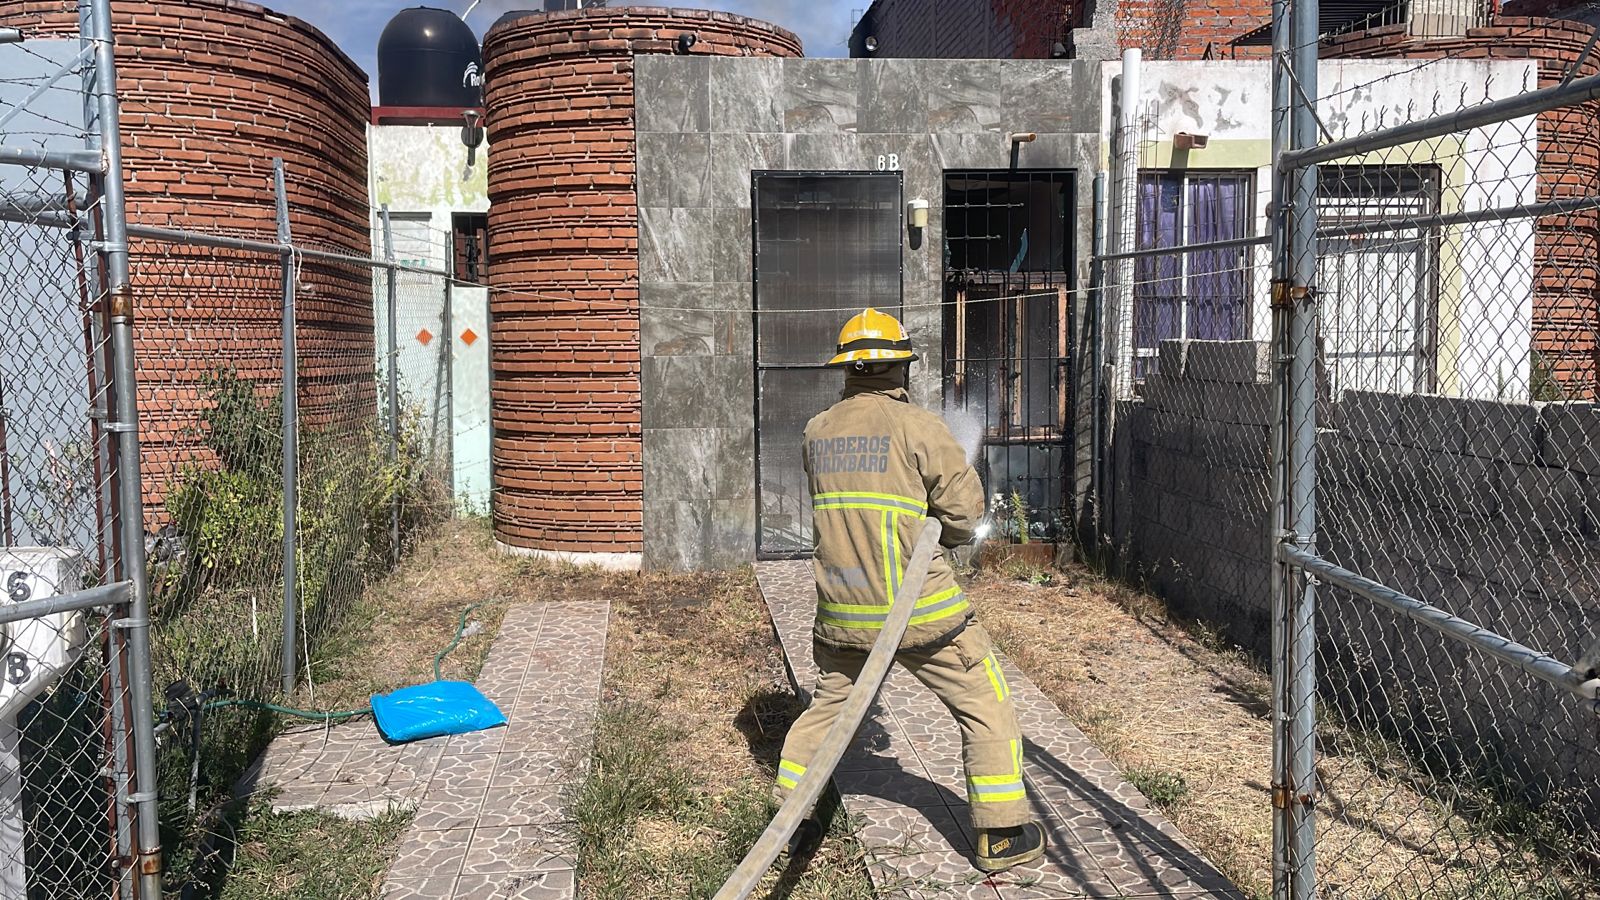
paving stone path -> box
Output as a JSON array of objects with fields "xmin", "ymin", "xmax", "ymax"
[
  {"xmin": 240, "ymin": 601, "xmax": 608, "ymax": 900},
  {"xmin": 757, "ymin": 560, "xmax": 1244, "ymax": 900}
]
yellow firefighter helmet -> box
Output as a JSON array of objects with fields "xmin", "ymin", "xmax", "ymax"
[{"xmin": 826, "ymin": 307, "xmax": 918, "ymax": 368}]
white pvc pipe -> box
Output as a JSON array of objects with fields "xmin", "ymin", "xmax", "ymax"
[{"xmin": 1111, "ymin": 48, "xmax": 1141, "ymax": 401}]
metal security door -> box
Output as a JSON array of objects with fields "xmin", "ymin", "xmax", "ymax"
[{"xmin": 753, "ymin": 172, "xmax": 903, "ymax": 557}]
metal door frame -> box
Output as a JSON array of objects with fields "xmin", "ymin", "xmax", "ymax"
[
  {"xmin": 940, "ymin": 169, "xmax": 1077, "ymax": 541},
  {"xmin": 751, "ymin": 170, "xmax": 904, "ymax": 560}
]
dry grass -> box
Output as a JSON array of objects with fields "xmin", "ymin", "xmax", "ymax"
[
  {"xmin": 292, "ymin": 517, "xmax": 518, "ymax": 712},
  {"xmin": 967, "ymin": 563, "xmax": 1596, "ymax": 900},
  {"xmin": 968, "ymin": 565, "xmax": 1276, "ymax": 896},
  {"xmin": 264, "ymin": 519, "xmax": 872, "ymax": 898},
  {"xmin": 575, "ymin": 565, "xmax": 874, "ymax": 899}
]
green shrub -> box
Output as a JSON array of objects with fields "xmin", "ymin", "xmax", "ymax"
[
  {"xmin": 1125, "ymin": 766, "xmax": 1190, "ymax": 809},
  {"xmin": 153, "ymin": 368, "xmax": 450, "ymax": 887}
]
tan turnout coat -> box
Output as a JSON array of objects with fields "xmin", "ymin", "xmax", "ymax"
[{"xmin": 802, "ymin": 379, "xmax": 985, "ymax": 651}]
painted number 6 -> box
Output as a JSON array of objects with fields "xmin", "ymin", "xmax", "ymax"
[{"xmin": 5, "ymin": 573, "xmax": 28, "ymax": 604}]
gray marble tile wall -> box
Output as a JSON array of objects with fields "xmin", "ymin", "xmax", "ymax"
[{"xmin": 636, "ymin": 56, "xmax": 1105, "ymax": 571}]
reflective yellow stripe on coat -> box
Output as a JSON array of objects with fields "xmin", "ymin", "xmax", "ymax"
[{"xmin": 812, "ymin": 491, "xmax": 968, "ymax": 630}]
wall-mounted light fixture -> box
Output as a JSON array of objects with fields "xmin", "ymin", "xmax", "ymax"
[
  {"xmin": 1174, "ymin": 131, "xmax": 1209, "ymax": 151},
  {"xmin": 461, "ymin": 109, "xmax": 486, "ymax": 181},
  {"xmin": 907, "ymin": 199, "xmax": 929, "ymax": 230},
  {"xmin": 676, "ymin": 32, "xmax": 698, "ymax": 54},
  {"xmin": 906, "ymin": 199, "xmax": 929, "ymax": 250},
  {"xmin": 864, "ymin": 35, "xmax": 879, "ymax": 53}
]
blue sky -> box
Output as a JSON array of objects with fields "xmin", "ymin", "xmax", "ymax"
[{"xmin": 267, "ymin": 1, "xmax": 857, "ymax": 96}]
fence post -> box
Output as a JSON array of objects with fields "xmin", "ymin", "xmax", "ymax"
[
  {"xmin": 1109, "ymin": 49, "xmax": 1141, "ymax": 400},
  {"xmin": 1281, "ymin": 0, "xmax": 1322, "ymax": 896},
  {"xmin": 274, "ymin": 159, "xmax": 299, "ymax": 696},
  {"xmin": 443, "ymin": 238, "xmax": 456, "ymax": 500},
  {"xmin": 380, "ymin": 205, "xmax": 400, "ymax": 562},
  {"xmin": 85, "ymin": 0, "xmax": 165, "ymax": 892},
  {"xmin": 1267, "ymin": 0, "xmax": 1294, "ymax": 894},
  {"xmin": 75, "ymin": 6, "xmax": 135, "ymax": 892},
  {"xmin": 1089, "ymin": 171, "xmax": 1107, "ymax": 544}
]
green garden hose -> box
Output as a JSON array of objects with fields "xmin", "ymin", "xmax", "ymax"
[
  {"xmin": 434, "ymin": 602, "xmax": 485, "ymax": 682},
  {"xmin": 202, "ymin": 698, "xmax": 370, "ymax": 720},
  {"xmin": 202, "ymin": 601, "xmax": 487, "ymax": 722}
]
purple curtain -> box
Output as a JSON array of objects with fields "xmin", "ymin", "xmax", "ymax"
[
  {"xmin": 1134, "ymin": 176, "xmax": 1184, "ymax": 376},
  {"xmin": 1186, "ymin": 176, "xmax": 1249, "ymax": 340}
]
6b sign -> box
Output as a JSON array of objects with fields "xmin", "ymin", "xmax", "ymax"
[{"xmin": 0, "ymin": 548, "xmax": 87, "ymax": 718}]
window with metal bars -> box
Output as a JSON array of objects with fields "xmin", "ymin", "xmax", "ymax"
[
  {"xmin": 1315, "ymin": 164, "xmax": 1441, "ymax": 395},
  {"xmin": 452, "ymin": 212, "xmax": 488, "ymax": 285},
  {"xmin": 1133, "ymin": 171, "xmax": 1255, "ymax": 380}
]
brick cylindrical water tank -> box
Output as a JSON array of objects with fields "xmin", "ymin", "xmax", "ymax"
[
  {"xmin": 483, "ymin": 7, "xmax": 801, "ymax": 565},
  {"xmin": 1324, "ymin": 18, "xmax": 1600, "ymax": 400},
  {"xmin": 0, "ymin": 0, "xmax": 374, "ymax": 509}
]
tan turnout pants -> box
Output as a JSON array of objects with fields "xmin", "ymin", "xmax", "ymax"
[{"xmin": 774, "ymin": 623, "xmax": 1031, "ymax": 830}]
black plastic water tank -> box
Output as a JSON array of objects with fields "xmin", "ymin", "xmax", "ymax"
[{"xmin": 377, "ymin": 7, "xmax": 483, "ymax": 108}]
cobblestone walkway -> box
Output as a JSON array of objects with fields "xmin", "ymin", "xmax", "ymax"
[
  {"xmin": 241, "ymin": 601, "xmax": 608, "ymax": 900},
  {"xmin": 756, "ymin": 560, "xmax": 1243, "ymax": 900}
]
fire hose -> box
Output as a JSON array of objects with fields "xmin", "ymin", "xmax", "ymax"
[{"xmin": 713, "ymin": 517, "xmax": 944, "ymax": 900}]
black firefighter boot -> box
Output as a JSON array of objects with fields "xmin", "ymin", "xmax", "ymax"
[{"xmin": 975, "ymin": 821, "xmax": 1048, "ymax": 873}]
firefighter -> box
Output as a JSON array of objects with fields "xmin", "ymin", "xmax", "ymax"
[{"xmin": 775, "ymin": 307, "xmax": 1046, "ymax": 874}]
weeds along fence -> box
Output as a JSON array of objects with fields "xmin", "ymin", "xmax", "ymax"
[
  {"xmin": 1100, "ymin": 8, "xmax": 1600, "ymax": 899},
  {"xmin": 123, "ymin": 212, "xmax": 463, "ymax": 890},
  {"xmin": 4, "ymin": 11, "xmax": 462, "ymax": 890}
]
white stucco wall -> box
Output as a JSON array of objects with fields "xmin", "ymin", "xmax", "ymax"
[
  {"xmin": 1099, "ymin": 58, "xmax": 1539, "ymax": 401},
  {"xmin": 368, "ymin": 124, "xmax": 493, "ymax": 513}
]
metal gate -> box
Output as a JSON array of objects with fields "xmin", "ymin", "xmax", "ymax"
[{"xmin": 753, "ymin": 171, "xmax": 903, "ymax": 558}]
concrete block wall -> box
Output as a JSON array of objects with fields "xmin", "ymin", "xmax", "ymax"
[
  {"xmin": 1112, "ymin": 341, "xmax": 1276, "ymax": 646},
  {"xmin": 1, "ymin": 0, "xmax": 377, "ymax": 514},
  {"xmin": 1112, "ymin": 338, "xmax": 1600, "ymax": 819}
]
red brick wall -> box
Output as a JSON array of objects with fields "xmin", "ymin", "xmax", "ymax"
[
  {"xmin": 850, "ymin": 0, "xmax": 1271, "ymax": 59},
  {"xmin": 1325, "ymin": 19, "xmax": 1600, "ymax": 399},
  {"xmin": 1115, "ymin": 0, "xmax": 1274, "ymax": 59},
  {"xmin": 482, "ymin": 8, "xmax": 801, "ymax": 556},
  {"xmin": 0, "ymin": 0, "xmax": 374, "ymax": 508}
]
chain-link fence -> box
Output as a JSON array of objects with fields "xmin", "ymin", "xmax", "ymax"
[
  {"xmin": 1098, "ymin": 14, "xmax": 1600, "ymax": 898},
  {"xmin": 5, "ymin": 9, "xmax": 467, "ymax": 891},
  {"xmin": 126, "ymin": 214, "xmax": 460, "ymax": 888},
  {"xmin": 1274, "ymin": 10, "xmax": 1600, "ymax": 898},
  {"xmin": 0, "ymin": 162, "xmax": 141, "ymax": 900},
  {"xmin": 1, "ymin": 4, "xmax": 163, "ymax": 895}
]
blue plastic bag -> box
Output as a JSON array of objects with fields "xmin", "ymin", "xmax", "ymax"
[{"xmin": 370, "ymin": 680, "xmax": 507, "ymax": 743}]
